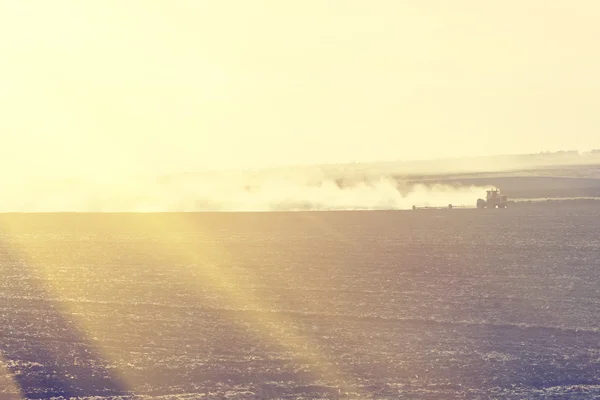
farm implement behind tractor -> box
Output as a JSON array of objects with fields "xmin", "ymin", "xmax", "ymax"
[{"xmin": 412, "ymin": 189, "xmax": 509, "ymax": 210}]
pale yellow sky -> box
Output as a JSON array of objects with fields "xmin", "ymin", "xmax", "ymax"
[{"xmin": 1, "ymin": 1, "xmax": 599, "ymax": 178}]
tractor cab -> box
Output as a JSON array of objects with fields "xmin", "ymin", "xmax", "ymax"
[{"xmin": 486, "ymin": 189, "xmax": 500, "ymax": 200}]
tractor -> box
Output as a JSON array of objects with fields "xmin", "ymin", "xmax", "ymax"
[{"xmin": 477, "ymin": 189, "xmax": 508, "ymax": 209}]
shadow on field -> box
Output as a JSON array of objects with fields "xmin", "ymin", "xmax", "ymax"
[{"xmin": 0, "ymin": 238, "xmax": 129, "ymax": 399}]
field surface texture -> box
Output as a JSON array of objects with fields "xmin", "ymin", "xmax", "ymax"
[{"xmin": 1, "ymin": 206, "xmax": 600, "ymax": 399}]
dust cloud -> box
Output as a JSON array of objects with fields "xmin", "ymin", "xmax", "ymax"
[{"xmin": 0, "ymin": 171, "xmax": 493, "ymax": 212}]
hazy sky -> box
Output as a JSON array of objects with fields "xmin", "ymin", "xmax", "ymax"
[{"xmin": 1, "ymin": 1, "xmax": 599, "ymax": 177}]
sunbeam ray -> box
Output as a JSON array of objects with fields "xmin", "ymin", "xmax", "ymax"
[
  {"xmin": 124, "ymin": 212, "xmax": 372, "ymax": 398},
  {"xmin": 0, "ymin": 217, "xmax": 131, "ymax": 398}
]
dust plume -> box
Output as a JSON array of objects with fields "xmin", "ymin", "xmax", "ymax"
[{"xmin": 0, "ymin": 170, "xmax": 493, "ymax": 212}]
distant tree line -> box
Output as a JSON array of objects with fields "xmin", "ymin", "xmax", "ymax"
[{"xmin": 532, "ymin": 150, "xmax": 600, "ymax": 156}]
